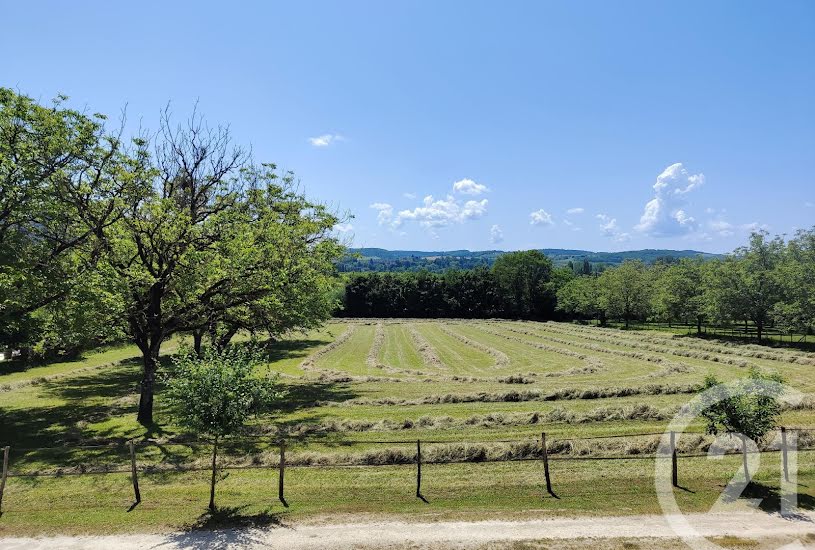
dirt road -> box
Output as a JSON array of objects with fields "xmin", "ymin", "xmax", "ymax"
[{"xmin": 1, "ymin": 512, "xmax": 813, "ymax": 549}]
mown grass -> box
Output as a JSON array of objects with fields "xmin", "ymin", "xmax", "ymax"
[{"xmin": 2, "ymin": 318, "xmax": 815, "ymax": 535}]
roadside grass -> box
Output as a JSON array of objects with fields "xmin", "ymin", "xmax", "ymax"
[
  {"xmin": 2, "ymin": 318, "xmax": 815, "ymax": 535},
  {"xmin": 0, "ymin": 452, "xmax": 812, "ymax": 536}
]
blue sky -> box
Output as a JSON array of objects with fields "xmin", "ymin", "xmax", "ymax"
[{"xmin": 2, "ymin": 1, "xmax": 813, "ymax": 253}]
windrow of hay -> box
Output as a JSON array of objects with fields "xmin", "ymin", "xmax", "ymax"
[
  {"xmin": 280, "ymin": 403, "xmax": 673, "ymax": 437},
  {"xmin": 436, "ymin": 323, "xmax": 511, "ymax": 368},
  {"xmin": 365, "ymin": 322, "xmax": 387, "ymax": 372},
  {"xmin": 406, "ymin": 323, "xmax": 447, "ymax": 370},
  {"xmin": 300, "ymin": 365, "xmax": 406, "ymax": 384},
  {"xmin": 298, "ymin": 324, "xmax": 358, "ymax": 369},
  {"xmin": 323, "ymin": 383, "xmax": 700, "ymax": 407},
  {"xmin": 528, "ymin": 323, "xmax": 760, "ymax": 369},
  {"xmin": 474, "ymin": 324, "xmax": 590, "ymax": 361},
  {"xmin": 538, "ymin": 322, "xmax": 815, "ymax": 366},
  {"xmin": 498, "ymin": 324, "xmax": 699, "ymax": 371},
  {"xmin": 544, "ymin": 358, "xmax": 606, "ymax": 378}
]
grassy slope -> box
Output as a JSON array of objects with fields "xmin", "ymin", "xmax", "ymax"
[{"xmin": 1, "ymin": 319, "xmax": 815, "ymax": 535}]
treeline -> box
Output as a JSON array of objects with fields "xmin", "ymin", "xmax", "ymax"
[
  {"xmin": 340, "ymin": 251, "xmax": 570, "ymax": 319},
  {"xmin": 339, "ymin": 230, "xmax": 815, "ymax": 341},
  {"xmin": 0, "ymin": 88, "xmax": 344, "ymax": 423},
  {"xmin": 557, "ymin": 231, "xmax": 815, "ymax": 341}
]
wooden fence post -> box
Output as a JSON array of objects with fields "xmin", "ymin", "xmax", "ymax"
[
  {"xmin": 278, "ymin": 440, "xmax": 287, "ymax": 506},
  {"xmin": 781, "ymin": 427, "xmax": 789, "ymax": 483},
  {"xmin": 416, "ymin": 439, "xmax": 422, "ymax": 498},
  {"xmin": 128, "ymin": 440, "xmax": 141, "ymax": 503},
  {"xmin": 0, "ymin": 446, "xmax": 9, "ymax": 513},
  {"xmin": 670, "ymin": 431, "xmax": 678, "ymax": 487},
  {"xmin": 541, "ymin": 432, "xmax": 553, "ymax": 496}
]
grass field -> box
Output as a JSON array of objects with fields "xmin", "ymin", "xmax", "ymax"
[{"xmin": 2, "ymin": 318, "xmax": 815, "ymax": 536}]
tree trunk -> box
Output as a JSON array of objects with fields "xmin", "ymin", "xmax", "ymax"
[
  {"xmin": 740, "ymin": 434, "xmax": 750, "ymax": 482},
  {"xmin": 756, "ymin": 320, "xmax": 763, "ymax": 342},
  {"xmin": 215, "ymin": 325, "xmax": 239, "ymax": 350},
  {"xmin": 625, "ymin": 315, "xmax": 630, "ymax": 329},
  {"xmin": 193, "ymin": 330, "xmax": 204, "ymax": 358},
  {"xmin": 209, "ymin": 437, "xmax": 218, "ymax": 511},
  {"xmin": 137, "ymin": 345, "xmax": 160, "ymax": 425},
  {"xmin": 697, "ymin": 316, "xmax": 703, "ymax": 335}
]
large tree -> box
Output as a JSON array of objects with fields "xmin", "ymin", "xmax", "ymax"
[
  {"xmin": 63, "ymin": 111, "xmax": 342, "ymax": 424},
  {"xmin": 653, "ymin": 257, "xmax": 708, "ymax": 333},
  {"xmin": 491, "ymin": 250, "xmax": 554, "ymax": 319},
  {"xmin": 706, "ymin": 232, "xmax": 784, "ymax": 341},
  {"xmin": 556, "ymin": 275, "xmax": 605, "ymax": 324},
  {"xmin": 0, "ymin": 88, "xmax": 130, "ymax": 355},
  {"xmin": 598, "ymin": 260, "xmax": 652, "ymax": 328},
  {"xmin": 774, "ymin": 227, "xmax": 815, "ymax": 336}
]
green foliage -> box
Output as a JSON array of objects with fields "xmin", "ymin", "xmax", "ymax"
[
  {"xmin": 556, "ymin": 276, "xmax": 604, "ymax": 321},
  {"xmin": 706, "ymin": 232, "xmax": 785, "ymax": 340},
  {"xmin": 597, "ymin": 260, "xmax": 652, "ymax": 328},
  {"xmin": 774, "ymin": 228, "xmax": 815, "ymax": 333},
  {"xmin": 697, "ymin": 368, "xmax": 784, "ymax": 443},
  {"xmin": 491, "ymin": 250, "xmax": 555, "ymax": 319},
  {"xmin": 0, "ymin": 88, "xmax": 127, "ymax": 355},
  {"xmin": 164, "ymin": 345, "xmax": 278, "ymax": 438}
]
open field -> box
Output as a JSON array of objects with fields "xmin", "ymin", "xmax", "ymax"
[{"xmin": 2, "ymin": 319, "xmax": 815, "ymax": 537}]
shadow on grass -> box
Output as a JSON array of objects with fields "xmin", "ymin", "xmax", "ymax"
[
  {"xmin": 742, "ymin": 481, "xmax": 815, "ymax": 518},
  {"xmin": 262, "ymin": 337, "xmax": 333, "ymax": 363}
]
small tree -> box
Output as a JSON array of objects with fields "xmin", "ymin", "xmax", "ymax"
[
  {"xmin": 697, "ymin": 368, "xmax": 784, "ymax": 480},
  {"xmin": 164, "ymin": 345, "xmax": 278, "ymax": 510}
]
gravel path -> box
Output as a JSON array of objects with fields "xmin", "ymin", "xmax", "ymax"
[{"xmin": 1, "ymin": 512, "xmax": 814, "ymax": 549}]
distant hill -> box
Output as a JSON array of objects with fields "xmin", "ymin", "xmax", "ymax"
[{"xmin": 338, "ymin": 247, "xmax": 720, "ymax": 273}]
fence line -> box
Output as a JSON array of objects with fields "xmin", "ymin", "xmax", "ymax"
[{"xmin": 0, "ymin": 426, "xmax": 810, "ymax": 513}]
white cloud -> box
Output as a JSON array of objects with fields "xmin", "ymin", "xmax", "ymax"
[
  {"xmin": 335, "ymin": 223, "xmax": 354, "ymax": 233},
  {"xmin": 530, "ymin": 209, "xmax": 554, "ymax": 226},
  {"xmin": 308, "ymin": 133, "xmax": 344, "ymax": 147},
  {"xmin": 709, "ymin": 219, "xmax": 734, "ymax": 237},
  {"xmin": 490, "ymin": 224, "xmax": 504, "ymax": 244},
  {"xmin": 369, "ymin": 202, "xmax": 393, "ymax": 225},
  {"xmin": 566, "ymin": 207, "xmax": 585, "ymax": 215},
  {"xmin": 635, "ymin": 163, "xmax": 705, "ymax": 237},
  {"xmin": 403, "ymin": 192, "xmax": 417, "ymax": 199},
  {"xmin": 452, "ymin": 178, "xmax": 489, "ymax": 195},
  {"xmin": 394, "ymin": 195, "xmax": 488, "ymax": 229},
  {"xmin": 597, "ymin": 214, "xmax": 630, "ymax": 242}
]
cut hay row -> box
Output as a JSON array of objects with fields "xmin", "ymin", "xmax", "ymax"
[
  {"xmin": 543, "ymin": 358, "xmax": 606, "ymax": 378},
  {"xmin": 539, "ymin": 321, "xmax": 815, "ymax": 365},
  {"xmin": 436, "ymin": 323, "xmax": 511, "ymax": 368},
  {"xmin": 281, "ymin": 403, "xmax": 673, "ymax": 437},
  {"xmin": 495, "ymin": 323, "xmax": 697, "ymax": 371},
  {"xmin": 364, "ymin": 322, "xmax": 390, "ymax": 374},
  {"xmin": 529, "ymin": 322, "xmax": 763, "ymax": 369},
  {"xmin": 324, "ymin": 383, "xmax": 700, "ymax": 407},
  {"xmin": 473, "ymin": 323, "xmax": 591, "ymax": 361},
  {"xmin": 406, "ymin": 323, "xmax": 447, "ymax": 370},
  {"xmin": 298, "ymin": 324, "xmax": 358, "ymax": 369}
]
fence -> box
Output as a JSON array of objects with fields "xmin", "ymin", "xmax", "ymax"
[{"xmin": 0, "ymin": 427, "xmax": 812, "ymax": 513}]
